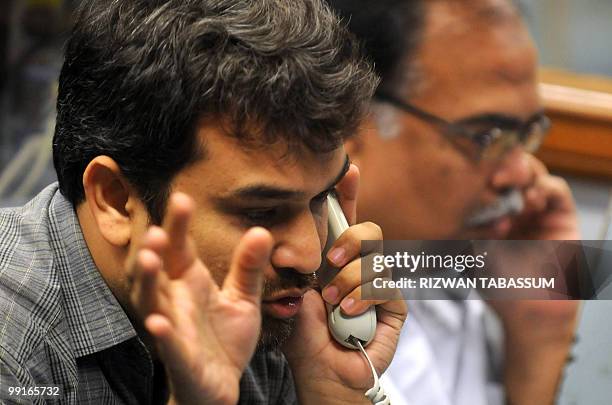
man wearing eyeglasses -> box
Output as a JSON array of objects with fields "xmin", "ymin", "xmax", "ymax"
[{"xmin": 328, "ymin": 0, "xmax": 580, "ymax": 404}]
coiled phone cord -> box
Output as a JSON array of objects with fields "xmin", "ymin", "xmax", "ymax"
[{"xmin": 354, "ymin": 339, "xmax": 390, "ymax": 405}]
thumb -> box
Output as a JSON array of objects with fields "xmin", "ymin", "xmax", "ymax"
[
  {"xmin": 222, "ymin": 227, "xmax": 274, "ymax": 304},
  {"xmin": 282, "ymin": 290, "xmax": 328, "ymax": 361},
  {"xmin": 334, "ymin": 163, "xmax": 360, "ymax": 225},
  {"xmin": 292, "ymin": 290, "xmax": 328, "ymax": 334}
]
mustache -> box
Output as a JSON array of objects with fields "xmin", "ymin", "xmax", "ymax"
[
  {"xmin": 262, "ymin": 269, "xmax": 317, "ymax": 298},
  {"xmin": 466, "ymin": 189, "xmax": 524, "ymax": 227}
]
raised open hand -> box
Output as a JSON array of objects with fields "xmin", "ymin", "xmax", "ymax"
[{"xmin": 126, "ymin": 193, "xmax": 274, "ymax": 405}]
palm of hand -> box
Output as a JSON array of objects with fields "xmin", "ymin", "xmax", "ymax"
[
  {"xmin": 161, "ymin": 264, "xmax": 262, "ymax": 405},
  {"xmin": 128, "ymin": 193, "xmax": 274, "ymax": 405}
]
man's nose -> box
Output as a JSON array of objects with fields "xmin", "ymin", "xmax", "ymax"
[
  {"xmin": 270, "ymin": 212, "xmax": 324, "ymax": 274},
  {"xmin": 489, "ymin": 147, "xmax": 533, "ymax": 192}
]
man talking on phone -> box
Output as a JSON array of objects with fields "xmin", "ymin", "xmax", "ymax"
[
  {"xmin": 328, "ymin": 0, "xmax": 580, "ymax": 404},
  {"xmin": 0, "ymin": 0, "xmax": 406, "ymax": 403}
]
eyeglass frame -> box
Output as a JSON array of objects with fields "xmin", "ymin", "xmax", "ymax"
[{"xmin": 373, "ymin": 90, "xmax": 551, "ymax": 162}]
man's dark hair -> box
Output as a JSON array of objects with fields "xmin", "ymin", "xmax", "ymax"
[
  {"xmin": 53, "ymin": 0, "xmax": 377, "ymax": 223},
  {"xmin": 326, "ymin": 0, "xmax": 425, "ymax": 93}
]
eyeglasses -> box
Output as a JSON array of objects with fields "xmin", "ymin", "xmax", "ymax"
[{"xmin": 374, "ymin": 91, "xmax": 551, "ymax": 162}]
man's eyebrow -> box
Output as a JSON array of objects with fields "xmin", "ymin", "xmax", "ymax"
[
  {"xmin": 223, "ymin": 154, "xmax": 351, "ymax": 201},
  {"xmin": 454, "ymin": 110, "xmax": 544, "ymax": 128}
]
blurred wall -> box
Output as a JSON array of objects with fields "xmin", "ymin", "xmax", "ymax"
[
  {"xmin": 521, "ymin": 3, "xmax": 612, "ymax": 403},
  {"xmin": 523, "ymin": 0, "xmax": 612, "ymax": 76},
  {"xmin": 0, "ymin": 0, "xmax": 69, "ymax": 206}
]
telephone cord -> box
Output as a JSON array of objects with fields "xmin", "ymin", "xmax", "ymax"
[{"xmin": 354, "ymin": 339, "xmax": 390, "ymax": 405}]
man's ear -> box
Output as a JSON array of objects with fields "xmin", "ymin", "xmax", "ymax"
[{"xmin": 82, "ymin": 156, "xmax": 139, "ymax": 247}]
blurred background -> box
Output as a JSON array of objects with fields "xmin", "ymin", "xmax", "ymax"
[
  {"xmin": 0, "ymin": 0, "xmax": 611, "ymax": 403},
  {"xmin": 0, "ymin": 0, "xmax": 74, "ymax": 206}
]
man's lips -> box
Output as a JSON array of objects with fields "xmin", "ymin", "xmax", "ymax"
[{"xmin": 262, "ymin": 289, "xmax": 308, "ymax": 319}]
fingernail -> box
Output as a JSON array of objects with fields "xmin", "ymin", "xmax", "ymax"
[
  {"xmin": 322, "ymin": 285, "xmax": 339, "ymax": 304},
  {"xmin": 328, "ymin": 247, "xmax": 346, "ymax": 266},
  {"xmin": 340, "ymin": 297, "xmax": 355, "ymax": 313}
]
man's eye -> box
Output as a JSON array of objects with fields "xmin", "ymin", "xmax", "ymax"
[
  {"xmin": 241, "ymin": 208, "xmax": 279, "ymax": 225},
  {"xmin": 473, "ymin": 128, "xmax": 505, "ymax": 147}
]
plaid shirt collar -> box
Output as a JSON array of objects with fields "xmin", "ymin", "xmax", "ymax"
[{"xmin": 48, "ymin": 185, "xmax": 137, "ymax": 358}]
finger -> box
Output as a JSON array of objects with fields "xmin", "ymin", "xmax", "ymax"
[
  {"xmin": 326, "ymin": 221, "xmax": 383, "ymax": 268},
  {"xmin": 524, "ymin": 174, "xmax": 575, "ymax": 215},
  {"xmin": 281, "ymin": 290, "xmax": 328, "ymax": 360},
  {"xmin": 222, "ymin": 227, "xmax": 274, "ymax": 305},
  {"xmin": 321, "ymin": 253, "xmax": 390, "ymax": 306},
  {"xmin": 538, "ymin": 175, "xmax": 576, "ymax": 212},
  {"xmin": 373, "ymin": 298, "xmax": 409, "ymax": 340},
  {"xmin": 520, "ymin": 155, "xmax": 550, "ymax": 212},
  {"xmin": 130, "ymin": 248, "xmax": 168, "ymax": 317},
  {"xmin": 145, "ymin": 314, "xmax": 187, "ymax": 375},
  {"xmin": 334, "ymin": 163, "xmax": 360, "ymax": 225},
  {"xmin": 126, "ymin": 227, "xmax": 170, "ymax": 315},
  {"xmin": 162, "ymin": 193, "xmax": 198, "ymax": 279},
  {"xmin": 523, "ymin": 186, "xmax": 547, "ymax": 214},
  {"xmin": 338, "ymin": 281, "xmax": 405, "ymax": 316},
  {"xmin": 527, "ymin": 154, "xmax": 549, "ymax": 177},
  {"xmin": 125, "ymin": 226, "xmax": 169, "ymax": 281}
]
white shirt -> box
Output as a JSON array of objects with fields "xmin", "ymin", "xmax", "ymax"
[{"xmin": 383, "ymin": 299, "xmax": 505, "ymax": 405}]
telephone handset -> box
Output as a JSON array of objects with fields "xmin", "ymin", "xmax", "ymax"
[
  {"xmin": 319, "ymin": 192, "xmax": 377, "ymax": 350},
  {"xmin": 318, "ymin": 192, "xmax": 390, "ymax": 405}
]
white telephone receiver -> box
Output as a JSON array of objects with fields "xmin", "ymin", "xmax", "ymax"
[
  {"xmin": 317, "ymin": 192, "xmax": 390, "ymax": 405},
  {"xmin": 319, "ymin": 192, "xmax": 377, "ymax": 349}
]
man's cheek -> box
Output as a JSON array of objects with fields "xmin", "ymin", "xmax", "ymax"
[
  {"xmin": 194, "ymin": 224, "xmax": 242, "ymax": 281},
  {"xmin": 316, "ymin": 216, "xmax": 328, "ymax": 251},
  {"xmin": 196, "ymin": 243, "xmax": 233, "ymax": 285}
]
